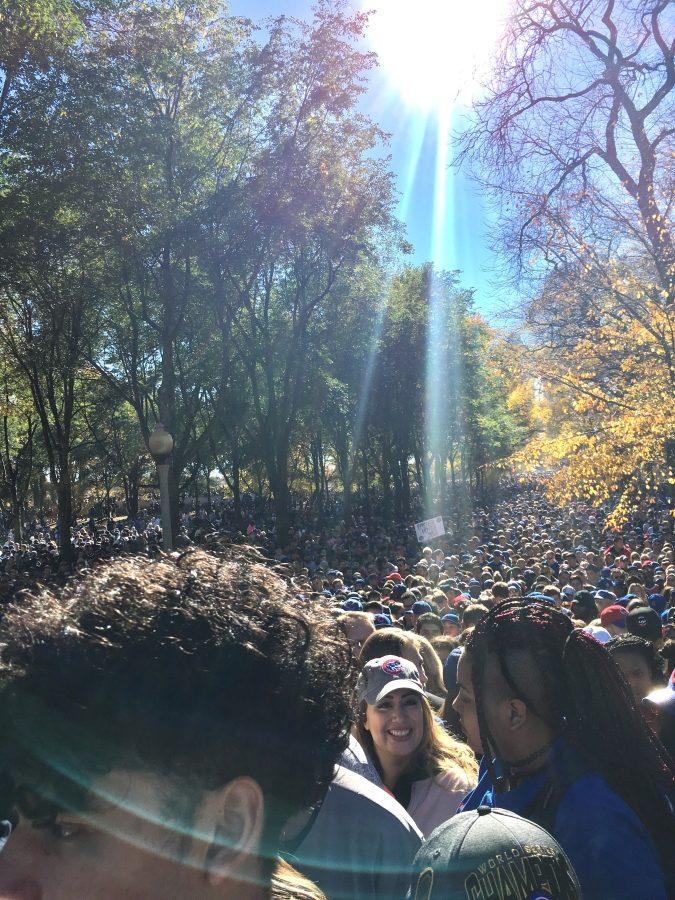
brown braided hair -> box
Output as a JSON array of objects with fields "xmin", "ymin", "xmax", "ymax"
[{"xmin": 466, "ymin": 600, "xmax": 675, "ymax": 855}]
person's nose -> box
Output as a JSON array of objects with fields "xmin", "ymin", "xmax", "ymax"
[{"xmin": 390, "ymin": 700, "xmax": 410, "ymax": 723}]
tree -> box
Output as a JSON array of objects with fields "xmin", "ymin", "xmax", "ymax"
[
  {"xmin": 513, "ymin": 260, "xmax": 674, "ymax": 524},
  {"xmin": 221, "ymin": 4, "xmax": 395, "ymax": 542},
  {"xmin": 457, "ymin": 0, "xmax": 675, "ymax": 304},
  {"xmin": 0, "ymin": 360, "xmax": 37, "ymax": 537},
  {"xmin": 0, "ymin": 0, "xmax": 92, "ymax": 123},
  {"xmin": 457, "ymin": 0, "xmax": 675, "ymax": 522},
  {"xmin": 0, "ymin": 52, "xmax": 106, "ymax": 556}
]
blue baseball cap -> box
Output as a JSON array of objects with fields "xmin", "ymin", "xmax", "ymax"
[
  {"xmin": 443, "ymin": 646, "xmax": 463, "ymax": 693},
  {"xmin": 441, "ymin": 613, "xmax": 459, "ymax": 624},
  {"xmin": 411, "ymin": 600, "xmax": 432, "ymax": 615},
  {"xmin": 648, "ymin": 593, "xmax": 666, "ymax": 614},
  {"xmin": 341, "ymin": 598, "xmax": 363, "ymax": 611},
  {"xmin": 526, "ymin": 592, "xmax": 557, "ymax": 605}
]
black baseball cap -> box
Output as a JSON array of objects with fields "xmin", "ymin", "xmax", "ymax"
[
  {"xmin": 626, "ymin": 606, "xmax": 662, "ymax": 642},
  {"xmin": 409, "ymin": 806, "xmax": 580, "ymax": 899}
]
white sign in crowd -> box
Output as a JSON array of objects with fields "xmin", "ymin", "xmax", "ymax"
[{"xmin": 414, "ymin": 515, "xmax": 446, "ymax": 544}]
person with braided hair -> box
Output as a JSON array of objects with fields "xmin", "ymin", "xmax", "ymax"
[{"xmin": 452, "ymin": 599, "xmax": 675, "ymax": 899}]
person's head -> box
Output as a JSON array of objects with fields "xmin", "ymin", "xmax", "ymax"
[
  {"xmin": 430, "ymin": 635, "xmax": 458, "ymax": 667},
  {"xmin": 600, "ymin": 603, "xmax": 627, "ymax": 637},
  {"xmin": 570, "ymin": 590, "xmax": 597, "ymax": 624},
  {"xmin": 336, "ymin": 611, "xmax": 375, "ymax": 658},
  {"xmin": 607, "ymin": 635, "xmax": 663, "ymax": 703},
  {"xmin": 491, "ymin": 581, "xmax": 510, "ymax": 602},
  {"xmin": 461, "ymin": 604, "xmax": 489, "ymax": 630},
  {"xmin": 408, "ymin": 633, "xmax": 447, "ymax": 699},
  {"xmin": 441, "ymin": 612, "xmax": 460, "ymax": 637},
  {"xmin": 0, "ymin": 548, "xmax": 354, "ymax": 899},
  {"xmin": 355, "ymin": 656, "xmax": 476, "ymax": 785},
  {"xmin": 411, "ymin": 599, "xmax": 433, "ymax": 621},
  {"xmin": 355, "ymin": 655, "xmax": 426, "ymax": 772},
  {"xmin": 358, "ymin": 628, "xmax": 428, "ymax": 688},
  {"xmin": 410, "ymin": 806, "xmax": 580, "ymax": 900},
  {"xmin": 540, "ymin": 584, "xmax": 561, "ymax": 605},
  {"xmin": 627, "ymin": 581, "xmax": 646, "ymax": 601},
  {"xmin": 453, "ymin": 600, "xmax": 674, "ymax": 849},
  {"xmin": 416, "ymin": 612, "xmax": 443, "ymax": 642},
  {"xmin": 660, "ymin": 638, "xmax": 675, "ymax": 674},
  {"xmin": 626, "ymin": 605, "xmax": 663, "ymax": 645}
]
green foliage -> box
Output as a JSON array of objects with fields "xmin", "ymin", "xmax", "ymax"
[{"xmin": 0, "ymin": 0, "xmax": 529, "ymax": 534}]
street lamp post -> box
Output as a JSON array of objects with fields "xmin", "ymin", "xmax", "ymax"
[{"xmin": 148, "ymin": 422, "xmax": 174, "ymax": 551}]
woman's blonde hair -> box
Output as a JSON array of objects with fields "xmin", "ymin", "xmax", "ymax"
[
  {"xmin": 409, "ymin": 633, "xmax": 447, "ymax": 698},
  {"xmin": 356, "ymin": 694, "xmax": 477, "ymax": 784},
  {"xmin": 272, "ymin": 858, "xmax": 327, "ymax": 899},
  {"xmin": 627, "ymin": 582, "xmax": 646, "ymax": 600}
]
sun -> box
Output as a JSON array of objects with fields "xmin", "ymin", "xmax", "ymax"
[{"xmin": 365, "ymin": 0, "xmax": 509, "ymax": 111}]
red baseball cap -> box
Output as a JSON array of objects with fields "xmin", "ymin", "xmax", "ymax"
[{"xmin": 601, "ymin": 604, "xmax": 627, "ymax": 628}]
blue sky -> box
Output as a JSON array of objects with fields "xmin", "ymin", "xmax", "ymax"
[{"xmin": 229, "ymin": 0, "xmax": 510, "ymax": 318}]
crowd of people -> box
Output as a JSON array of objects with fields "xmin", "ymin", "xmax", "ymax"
[{"xmin": 0, "ymin": 487, "xmax": 672, "ymax": 897}]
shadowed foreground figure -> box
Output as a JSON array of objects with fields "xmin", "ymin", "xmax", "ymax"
[{"xmin": 0, "ymin": 547, "xmax": 354, "ymax": 899}]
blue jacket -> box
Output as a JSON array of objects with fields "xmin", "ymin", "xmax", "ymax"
[{"xmin": 459, "ymin": 741, "xmax": 667, "ymax": 900}]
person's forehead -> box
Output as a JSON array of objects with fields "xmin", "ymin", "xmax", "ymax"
[
  {"xmin": 614, "ymin": 644, "xmax": 649, "ymax": 664},
  {"xmin": 383, "ymin": 688, "xmax": 421, "ymax": 702}
]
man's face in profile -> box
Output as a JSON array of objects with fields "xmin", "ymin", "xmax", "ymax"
[
  {"xmin": 0, "ymin": 769, "xmax": 263, "ymax": 900},
  {"xmin": 0, "ymin": 769, "xmax": 230, "ymax": 899}
]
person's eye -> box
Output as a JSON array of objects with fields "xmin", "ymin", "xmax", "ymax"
[
  {"xmin": 404, "ymin": 696, "xmax": 420, "ymax": 706},
  {"xmin": 50, "ymin": 820, "xmax": 85, "ymax": 841}
]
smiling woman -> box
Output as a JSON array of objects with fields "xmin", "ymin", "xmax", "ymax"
[
  {"xmin": 365, "ymin": 0, "xmax": 509, "ymax": 110},
  {"xmin": 354, "ymin": 656, "xmax": 477, "ymax": 836}
]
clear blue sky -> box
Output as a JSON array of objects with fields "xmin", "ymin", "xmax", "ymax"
[{"xmin": 228, "ymin": 0, "xmax": 511, "ymax": 319}]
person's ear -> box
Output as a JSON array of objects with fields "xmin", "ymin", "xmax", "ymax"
[
  {"xmin": 507, "ymin": 698, "xmax": 527, "ymax": 731},
  {"xmin": 204, "ymin": 777, "xmax": 264, "ymax": 886}
]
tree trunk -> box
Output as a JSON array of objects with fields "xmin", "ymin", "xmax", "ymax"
[
  {"xmin": 232, "ymin": 447, "xmax": 242, "ymax": 524},
  {"xmin": 56, "ymin": 470, "xmax": 74, "ymax": 561},
  {"xmin": 128, "ymin": 461, "xmax": 140, "ymax": 519},
  {"xmin": 397, "ymin": 454, "xmax": 410, "ymax": 516},
  {"xmin": 361, "ymin": 446, "xmax": 370, "ymax": 521},
  {"xmin": 205, "ymin": 462, "xmax": 212, "ymax": 513},
  {"xmin": 268, "ymin": 445, "xmax": 291, "ymax": 545}
]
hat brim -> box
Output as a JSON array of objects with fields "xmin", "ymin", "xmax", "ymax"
[{"xmin": 366, "ymin": 679, "xmax": 425, "ymax": 706}]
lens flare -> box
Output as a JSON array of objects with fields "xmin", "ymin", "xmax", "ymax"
[{"xmin": 365, "ymin": 0, "xmax": 509, "ymax": 111}]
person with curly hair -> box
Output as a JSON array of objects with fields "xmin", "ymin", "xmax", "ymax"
[
  {"xmin": 0, "ymin": 547, "xmax": 355, "ymax": 899},
  {"xmin": 606, "ymin": 633, "xmax": 664, "ymax": 703}
]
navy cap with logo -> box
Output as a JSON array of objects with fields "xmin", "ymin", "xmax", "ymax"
[{"xmin": 409, "ymin": 806, "xmax": 580, "ymax": 899}]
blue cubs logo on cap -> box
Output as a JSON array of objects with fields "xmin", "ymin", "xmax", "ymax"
[{"xmin": 381, "ymin": 657, "xmax": 404, "ymax": 676}]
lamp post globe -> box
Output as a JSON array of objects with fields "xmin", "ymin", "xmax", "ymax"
[{"xmin": 148, "ymin": 422, "xmax": 174, "ymax": 461}]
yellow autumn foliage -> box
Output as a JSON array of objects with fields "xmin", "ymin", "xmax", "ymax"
[{"xmin": 510, "ymin": 264, "xmax": 675, "ymax": 526}]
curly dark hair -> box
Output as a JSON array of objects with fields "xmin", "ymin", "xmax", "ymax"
[
  {"xmin": 466, "ymin": 600, "xmax": 675, "ymax": 862},
  {"xmin": 0, "ymin": 546, "xmax": 355, "ymax": 856},
  {"xmin": 606, "ymin": 634, "xmax": 664, "ymax": 683}
]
